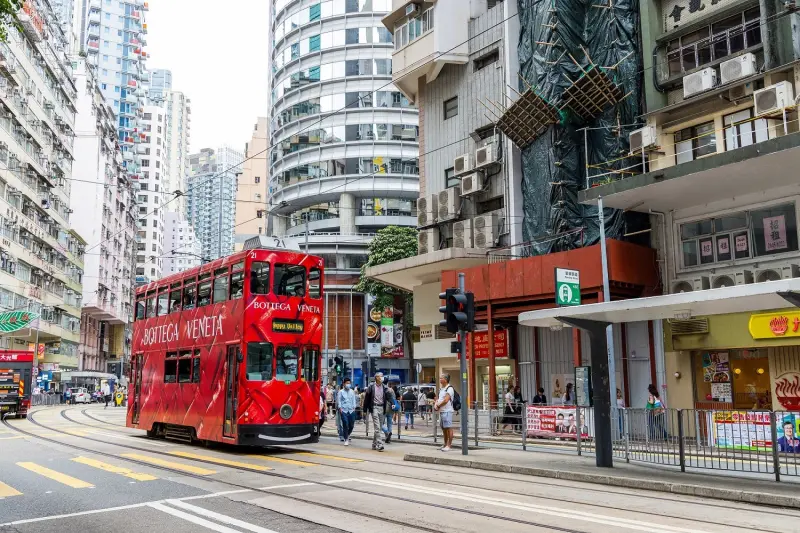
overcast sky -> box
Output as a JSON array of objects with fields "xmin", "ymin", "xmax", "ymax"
[{"xmin": 145, "ymin": 0, "xmax": 269, "ymax": 152}]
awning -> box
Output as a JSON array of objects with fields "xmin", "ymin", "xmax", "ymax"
[
  {"xmin": 518, "ymin": 279, "xmax": 800, "ymax": 328},
  {"xmin": 365, "ymin": 247, "xmax": 486, "ymax": 291}
]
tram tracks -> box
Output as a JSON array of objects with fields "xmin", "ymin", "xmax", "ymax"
[
  {"xmin": 4, "ymin": 409, "xmax": 596, "ymax": 533},
  {"xmin": 73, "ymin": 408, "xmax": 800, "ymax": 523}
]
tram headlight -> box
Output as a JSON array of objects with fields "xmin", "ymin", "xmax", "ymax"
[{"xmin": 279, "ymin": 404, "xmax": 293, "ymax": 420}]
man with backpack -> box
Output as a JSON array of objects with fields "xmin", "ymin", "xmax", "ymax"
[{"xmin": 434, "ymin": 373, "xmax": 458, "ymax": 452}]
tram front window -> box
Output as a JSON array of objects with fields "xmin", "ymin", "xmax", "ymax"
[
  {"xmin": 246, "ymin": 342, "xmax": 273, "ymax": 381},
  {"xmin": 276, "ymin": 346, "xmax": 298, "ymax": 382}
]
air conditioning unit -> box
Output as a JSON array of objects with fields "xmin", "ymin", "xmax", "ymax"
[
  {"xmin": 474, "ymin": 213, "xmax": 499, "ymax": 248},
  {"xmin": 417, "ymin": 227, "xmax": 439, "ymax": 255},
  {"xmin": 453, "ymin": 219, "xmax": 472, "ymax": 248},
  {"xmin": 454, "ymin": 153, "xmax": 473, "ymax": 176},
  {"xmin": 475, "ymin": 144, "xmax": 498, "ymax": 168},
  {"xmin": 460, "ymin": 172, "xmax": 484, "ymax": 196},
  {"xmin": 720, "ymin": 53, "xmax": 757, "ymax": 85},
  {"xmin": 729, "ymin": 82, "xmax": 754, "ymax": 101},
  {"xmin": 754, "ymin": 81, "xmax": 794, "ymax": 116},
  {"xmin": 629, "ymin": 126, "xmax": 658, "ymax": 154},
  {"xmin": 417, "ymin": 194, "xmax": 437, "ymax": 227},
  {"xmin": 683, "ymin": 67, "xmax": 717, "ymax": 98},
  {"xmin": 670, "ymin": 276, "xmax": 710, "ymax": 293},
  {"xmin": 437, "ymin": 186, "xmax": 461, "ymax": 222},
  {"xmin": 711, "ymin": 270, "xmax": 753, "ymax": 289},
  {"xmin": 405, "ymin": 3, "xmax": 420, "ymax": 16},
  {"xmin": 755, "ymin": 264, "xmax": 800, "ymax": 283}
]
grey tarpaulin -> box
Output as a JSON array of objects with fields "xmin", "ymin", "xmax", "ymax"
[{"xmin": 517, "ymin": 0, "xmax": 647, "ymax": 254}]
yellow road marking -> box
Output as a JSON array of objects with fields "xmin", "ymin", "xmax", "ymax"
[
  {"xmin": 0, "ymin": 480, "xmax": 22, "ymax": 498},
  {"xmin": 292, "ymin": 452, "xmax": 363, "ymax": 463},
  {"xmin": 120, "ymin": 453, "xmax": 216, "ymax": 475},
  {"xmin": 245, "ymin": 454, "xmax": 316, "ymax": 467},
  {"xmin": 16, "ymin": 462, "xmax": 94, "ymax": 488},
  {"xmin": 0, "ymin": 436, "xmax": 25, "ymax": 440},
  {"xmin": 62, "ymin": 429, "xmax": 95, "ymax": 437},
  {"xmin": 168, "ymin": 451, "xmax": 272, "ymax": 471},
  {"xmin": 71, "ymin": 456, "xmax": 157, "ymax": 481}
]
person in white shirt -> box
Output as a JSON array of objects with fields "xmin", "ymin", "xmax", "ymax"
[
  {"xmin": 101, "ymin": 382, "xmax": 111, "ymax": 409},
  {"xmin": 417, "ymin": 389, "xmax": 428, "ymax": 421},
  {"xmin": 434, "ymin": 373, "xmax": 455, "ymax": 451}
]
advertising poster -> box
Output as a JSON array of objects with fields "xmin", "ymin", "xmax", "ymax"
[
  {"xmin": 776, "ymin": 414, "xmax": 800, "ymax": 453},
  {"xmin": 526, "ymin": 406, "xmax": 592, "ymax": 440},
  {"xmin": 763, "ymin": 215, "xmax": 788, "ymax": 251},
  {"xmin": 551, "ymin": 373, "xmax": 574, "ymax": 404},
  {"xmin": 711, "ymin": 382, "xmax": 732, "ymax": 403},
  {"xmin": 709, "ymin": 410, "xmax": 774, "ymax": 450},
  {"xmin": 367, "ymin": 296, "xmax": 404, "ymax": 359},
  {"xmin": 702, "ymin": 352, "xmax": 730, "ymax": 385}
]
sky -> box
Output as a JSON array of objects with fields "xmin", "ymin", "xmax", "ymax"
[{"xmin": 144, "ymin": 0, "xmax": 269, "ymax": 152}]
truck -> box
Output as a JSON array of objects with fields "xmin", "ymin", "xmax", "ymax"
[{"xmin": 0, "ymin": 350, "xmax": 34, "ymax": 418}]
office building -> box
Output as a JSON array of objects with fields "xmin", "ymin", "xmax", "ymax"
[
  {"xmin": 186, "ymin": 146, "xmax": 243, "ymax": 260},
  {"xmin": 70, "ymin": 56, "xmax": 136, "ymax": 374},
  {"xmin": 234, "ymin": 118, "xmax": 267, "ymax": 250},
  {"xmin": 134, "ymin": 105, "xmax": 167, "ymax": 282},
  {"xmin": 164, "ymin": 211, "xmax": 202, "ymax": 274},
  {"xmin": 0, "ymin": 1, "xmax": 85, "ymax": 384},
  {"xmin": 267, "ymin": 0, "xmax": 419, "ymax": 383}
]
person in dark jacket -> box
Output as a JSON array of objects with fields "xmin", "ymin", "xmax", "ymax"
[
  {"xmin": 402, "ymin": 388, "xmax": 417, "ymax": 430},
  {"xmin": 363, "ymin": 372, "xmax": 391, "ymax": 451}
]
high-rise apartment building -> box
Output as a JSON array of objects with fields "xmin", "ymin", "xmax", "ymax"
[
  {"xmin": 186, "ymin": 147, "xmax": 243, "ymax": 260},
  {"xmin": 134, "ymin": 105, "xmax": 167, "ymax": 282},
  {"xmin": 148, "ymin": 68, "xmax": 171, "ymax": 99},
  {"xmin": 0, "ymin": 1, "xmax": 85, "ymax": 384},
  {"xmin": 163, "ymin": 212, "xmax": 202, "ymax": 274},
  {"xmin": 268, "ymin": 0, "xmax": 419, "ymax": 382},
  {"xmin": 234, "ymin": 118, "xmax": 267, "ymax": 250},
  {"xmin": 82, "ymin": 0, "xmax": 149, "ymax": 180},
  {"xmin": 70, "ymin": 57, "xmax": 136, "ymax": 374}
]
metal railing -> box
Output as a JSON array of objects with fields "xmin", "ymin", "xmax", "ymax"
[{"xmin": 31, "ymin": 393, "xmax": 61, "ymax": 406}]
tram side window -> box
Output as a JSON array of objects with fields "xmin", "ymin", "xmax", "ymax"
[
  {"xmin": 169, "ymin": 287, "xmax": 182, "ymax": 313},
  {"xmin": 192, "ymin": 349, "xmax": 201, "ymax": 383},
  {"xmin": 309, "ymin": 268, "xmax": 321, "ymax": 299},
  {"xmin": 146, "ymin": 296, "xmax": 156, "ymax": 318},
  {"xmin": 135, "ymin": 298, "xmax": 145, "ymax": 320},
  {"xmin": 178, "ymin": 350, "xmax": 192, "ymax": 383},
  {"xmin": 183, "ymin": 282, "xmax": 196, "ymax": 310},
  {"xmin": 213, "ymin": 268, "xmax": 229, "ymax": 303},
  {"xmin": 246, "ymin": 342, "xmax": 273, "ymax": 381},
  {"xmin": 250, "ymin": 262, "xmax": 270, "ymax": 294},
  {"xmin": 157, "ymin": 290, "xmax": 169, "ymax": 316},
  {"xmin": 197, "ymin": 280, "xmax": 212, "ymax": 307},
  {"xmin": 164, "ymin": 351, "xmax": 178, "ymax": 383},
  {"xmin": 276, "ymin": 346, "xmax": 298, "ymax": 382},
  {"xmin": 302, "ymin": 346, "xmax": 319, "ymax": 381},
  {"xmin": 230, "ymin": 270, "xmax": 244, "ymax": 299},
  {"xmin": 274, "ymin": 264, "xmax": 306, "ymax": 297}
]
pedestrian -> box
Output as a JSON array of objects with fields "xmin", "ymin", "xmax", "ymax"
[
  {"xmin": 334, "ymin": 385, "xmax": 344, "ymax": 441},
  {"xmin": 101, "ymin": 381, "xmax": 111, "ymax": 409},
  {"xmin": 338, "ymin": 377, "xmax": 357, "ymax": 445},
  {"xmin": 391, "ymin": 383, "xmax": 401, "ymax": 427},
  {"xmin": 402, "ymin": 387, "xmax": 417, "ymax": 430},
  {"xmin": 434, "ymin": 373, "xmax": 455, "ymax": 451},
  {"xmin": 384, "ymin": 383, "xmax": 398, "ymax": 443},
  {"xmin": 532, "ymin": 387, "xmax": 547, "ymax": 405},
  {"xmin": 417, "ymin": 387, "xmax": 428, "ymax": 421},
  {"xmin": 616, "ymin": 388, "xmax": 625, "ymax": 436},
  {"xmin": 562, "ymin": 383, "xmax": 574, "ymax": 406},
  {"xmin": 363, "ymin": 372, "xmax": 390, "ymax": 451},
  {"xmin": 325, "ymin": 383, "xmax": 335, "ymax": 416},
  {"xmin": 646, "ymin": 386, "xmax": 668, "ymax": 440},
  {"xmin": 318, "ymin": 387, "xmax": 327, "ymax": 433},
  {"xmin": 64, "ymin": 387, "xmax": 72, "ymax": 405},
  {"xmin": 500, "ymin": 385, "xmax": 516, "ymax": 434},
  {"xmin": 513, "ymin": 385, "xmax": 524, "ymax": 431}
]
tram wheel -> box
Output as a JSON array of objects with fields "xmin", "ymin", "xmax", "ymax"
[{"xmin": 146, "ymin": 425, "xmax": 159, "ymax": 438}]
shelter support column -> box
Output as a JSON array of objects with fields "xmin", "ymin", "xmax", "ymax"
[
  {"xmin": 559, "ymin": 316, "xmax": 613, "ymax": 468},
  {"xmin": 488, "ymin": 301, "xmax": 496, "ymax": 408}
]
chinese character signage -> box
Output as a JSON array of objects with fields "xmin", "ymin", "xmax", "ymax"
[
  {"xmin": 763, "ymin": 215, "xmax": 788, "ymax": 252},
  {"xmin": 0, "ymin": 311, "xmax": 38, "ymax": 333},
  {"xmin": 663, "ymin": 0, "xmax": 731, "ymax": 32},
  {"xmin": 749, "ymin": 312, "xmax": 800, "ymax": 339},
  {"xmin": 555, "ymin": 268, "xmax": 580, "ymax": 306},
  {"xmin": 467, "ymin": 329, "xmax": 508, "ymax": 359}
]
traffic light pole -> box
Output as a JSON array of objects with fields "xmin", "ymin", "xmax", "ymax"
[{"xmin": 458, "ymin": 272, "xmax": 468, "ymax": 456}]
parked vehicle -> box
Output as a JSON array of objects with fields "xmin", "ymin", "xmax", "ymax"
[{"xmin": 68, "ymin": 387, "xmax": 91, "ymax": 404}]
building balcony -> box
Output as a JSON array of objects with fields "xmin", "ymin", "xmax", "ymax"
[
  {"xmin": 382, "ymin": 0, "xmax": 469, "ymax": 104},
  {"xmin": 87, "ymin": 41, "xmax": 99, "ymax": 52},
  {"xmin": 269, "ymin": 174, "xmax": 419, "ymax": 211}
]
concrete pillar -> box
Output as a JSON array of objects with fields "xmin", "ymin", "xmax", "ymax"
[
  {"xmin": 760, "ymin": 0, "xmax": 780, "ymax": 69},
  {"xmin": 272, "ymin": 215, "xmax": 287, "ymax": 237},
  {"xmin": 339, "ymin": 193, "xmax": 356, "ymax": 235},
  {"xmin": 336, "ymin": 255, "xmax": 348, "ymax": 269}
]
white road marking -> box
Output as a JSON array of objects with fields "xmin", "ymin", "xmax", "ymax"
[
  {"xmin": 180, "ymin": 490, "xmax": 253, "ymax": 501},
  {"xmin": 90, "ymin": 430, "xmax": 171, "ymax": 447},
  {"xmin": 167, "ymin": 500, "xmax": 282, "ymax": 533},
  {"xmin": 255, "ymin": 482, "xmax": 314, "ymax": 490},
  {"xmin": 361, "ymin": 477, "xmax": 712, "ymax": 533},
  {"xmin": 148, "ymin": 502, "xmax": 243, "ymax": 533}
]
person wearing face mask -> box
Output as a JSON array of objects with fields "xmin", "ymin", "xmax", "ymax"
[
  {"xmin": 363, "ymin": 372, "xmax": 390, "ymax": 451},
  {"xmin": 338, "ymin": 377, "xmax": 357, "ymax": 445}
]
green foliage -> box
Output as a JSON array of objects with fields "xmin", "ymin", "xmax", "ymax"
[
  {"xmin": 0, "ymin": 1, "xmax": 22, "ymax": 43},
  {"xmin": 355, "ymin": 226, "xmax": 418, "ymax": 310}
]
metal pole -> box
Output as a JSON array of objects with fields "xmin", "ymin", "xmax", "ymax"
[
  {"xmin": 576, "ymin": 405, "xmax": 582, "ymax": 456},
  {"xmin": 474, "ymin": 404, "xmax": 479, "ymax": 447},
  {"xmin": 678, "ymin": 409, "xmax": 686, "ymax": 473},
  {"xmin": 583, "ymin": 127, "xmax": 589, "ymax": 189},
  {"xmin": 598, "ymin": 196, "xmax": 618, "ymax": 412},
  {"xmin": 349, "ymin": 289, "xmax": 354, "ymax": 384},
  {"xmin": 304, "ymin": 217, "xmax": 309, "ymax": 253},
  {"xmin": 770, "ymin": 410, "xmax": 781, "ymax": 482},
  {"xmin": 459, "ymin": 272, "xmax": 468, "ymax": 456},
  {"xmin": 624, "ymin": 409, "xmax": 630, "ymax": 462},
  {"xmin": 521, "ymin": 401, "xmax": 527, "ymax": 451}
]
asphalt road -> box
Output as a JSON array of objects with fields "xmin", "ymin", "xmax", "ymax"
[{"xmin": 1, "ymin": 406, "xmax": 799, "ymax": 533}]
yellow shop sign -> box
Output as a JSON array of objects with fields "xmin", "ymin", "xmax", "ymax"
[{"xmin": 749, "ymin": 312, "xmax": 800, "ymax": 339}]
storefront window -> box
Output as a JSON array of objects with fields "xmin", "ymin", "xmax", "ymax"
[{"xmin": 692, "ymin": 350, "xmax": 772, "ymax": 409}]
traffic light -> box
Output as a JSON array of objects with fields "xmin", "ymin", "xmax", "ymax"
[
  {"xmin": 439, "ymin": 288, "xmax": 475, "ymax": 333},
  {"xmin": 334, "ymin": 356, "xmax": 343, "ymax": 374},
  {"xmin": 369, "ymin": 357, "xmax": 378, "ymax": 375}
]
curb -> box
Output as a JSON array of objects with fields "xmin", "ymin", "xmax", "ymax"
[
  {"xmin": 322, "ymin": 431, "xmax": 481, "ymax": 450},
  {"xmin": 403, "ymin": 454, "xmax": 800, "ymax": 510}
]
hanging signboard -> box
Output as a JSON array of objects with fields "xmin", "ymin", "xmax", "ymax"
[
  {"xmin": 555, "ymin": 268, "xmax": 580, "ymax": 306},
  {"xmin": 0, "ymin": 311, "xmax": 39, "ymax": 333}
]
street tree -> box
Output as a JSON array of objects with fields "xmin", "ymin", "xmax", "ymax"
[
  {"xmin": 0, "ymin": 1, "xmax": 21, "ymax": 43},
  {"xmin": 355, "ymin": 225, "xmax": 417, "ymax": 311}
]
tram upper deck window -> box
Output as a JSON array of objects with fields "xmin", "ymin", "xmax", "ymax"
[
  {"xmin": 250, "ymin": 262, "xmax": 270, "ymax": 294},
  {"xmin": 135, "ymin": 297, "xmax": 145, "ymax": 320},
  {"xmin": 274, "ymin": 264, "xmax": 305, "ymax": 297}
]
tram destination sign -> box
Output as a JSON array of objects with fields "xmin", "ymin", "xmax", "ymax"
[{"xmin": 272, "ymin": 319, "xmax": 305, "ymax": 334}]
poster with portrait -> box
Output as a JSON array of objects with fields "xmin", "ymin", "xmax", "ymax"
[{"xmin": 526, "ymin": 406, "xmax": 592, "ymax": 440}]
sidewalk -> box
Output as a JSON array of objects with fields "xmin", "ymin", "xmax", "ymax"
[{"xmin": 323, "ymin": 419, "xmax": 800, "ymax": 509}]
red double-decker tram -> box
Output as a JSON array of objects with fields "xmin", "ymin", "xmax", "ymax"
[{"xmin": 127, "ymin": 247, "xmax": 324, "ymax": 446}]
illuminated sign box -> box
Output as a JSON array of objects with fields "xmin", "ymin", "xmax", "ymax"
[{"xmin": 272, "ymin": 319, "xmax": 304, "ymax": 333}]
